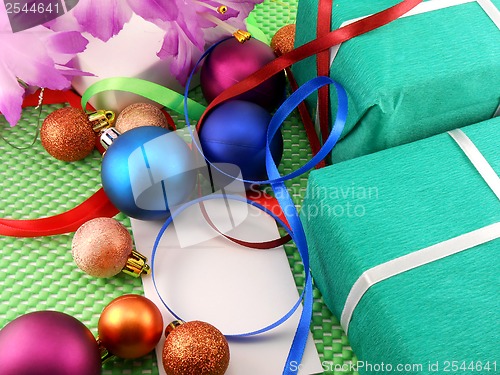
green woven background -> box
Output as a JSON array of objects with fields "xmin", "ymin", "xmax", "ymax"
[{"xmin": 0, "ymin": 1, "xmax": 358, "ymax": 374}]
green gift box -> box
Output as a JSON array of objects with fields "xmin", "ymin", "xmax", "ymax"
[
  {"xmin": 293, "ymin": 0, "xmax": 500, "ymax": 163},
  {"xmin": 300, "ymin": 116, "xmax": 500, "ymax": 374}
]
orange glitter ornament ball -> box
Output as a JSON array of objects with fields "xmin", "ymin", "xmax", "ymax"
[
  {"xmin": 40, "ymin": 107, "xmax": 96, "ymax": 162},
  {"xmin": 271, "ymin": 24, "xmax": 296, "ymax": 56},
  {"xmin": 162, "ymin": 321, "xmax": 230, "ymax": 375},
  {"xmin": 98, "ymin": 295, "xmax": 163, "ymax": 359}
]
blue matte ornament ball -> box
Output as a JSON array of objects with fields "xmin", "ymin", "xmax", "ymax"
[
  {"xmin": 101, "ymin": 126, "xmax": 197, "ymax": 221},
  {"xmin": 199, "ymin": 100, "xmax": 283, "ymax": 183}
]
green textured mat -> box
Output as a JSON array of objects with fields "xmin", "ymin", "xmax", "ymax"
[{"xmin": 0, "ymin": 1, "xmax": 358, "ymax": 374}]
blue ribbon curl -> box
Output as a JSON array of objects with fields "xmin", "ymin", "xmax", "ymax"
[{"xmin": 151, "ymin": 38, "xmax": 348, "ymax": 375}]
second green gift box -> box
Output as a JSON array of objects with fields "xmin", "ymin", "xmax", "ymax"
[{"xmin": 301, "ymin": 116, "xmax": 500, "ymax": 374}]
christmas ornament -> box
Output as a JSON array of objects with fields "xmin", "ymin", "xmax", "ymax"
[
  {"xmin": 40, "ymin": 107, "xmax": 115, "ymax": 162},
  {"xmin": 271, "ymin": 24, "xmax": 296, "ymax": 56},
  {"xmin": 162, "ymin": 320, "xmax": 230, "ymax": 375},
  {"xmin": 199, "ymin": 100, "xmax": 283, "ymax": 182},
  {"xmin": 200, "ymin": 38, "xmax": 286, "ymax": 110},
  {"xmin": 101, "ymin": 126, "xmax": 197, "ymax": 220},
  {"xmin": 98, "ymin": 295, "xmax": 163, "ymax": 359},
  {"xmin": 115, "ymin": 103, "xmax": 170, "ymax": 133},
  {"xmin": 72, "ymin": 217, "xmax": 150, "ymax": 278},
  {"xmin": 0, "ymin": 311, "xmax": 101, "ymax": 375}
]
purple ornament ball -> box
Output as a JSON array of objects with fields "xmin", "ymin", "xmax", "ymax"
[
  {"xmin": 0, "ymin": 311, "xmax": 101, "ymax": 375},
  {"xmin": 200, "ymin": 38, "xmax": 286, "ymax": 110}
]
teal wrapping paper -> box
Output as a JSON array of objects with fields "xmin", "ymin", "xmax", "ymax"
[
  {"xmin": 300, "ymin": 116, "xmax": 500, "ymax": 374},
  {"xmin": 293, "ymin": 0, "xmax": 500, "ymax": 163}
]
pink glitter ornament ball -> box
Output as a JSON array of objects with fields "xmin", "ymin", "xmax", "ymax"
[
  {"xmin": 72, "ymin": 217, "xmax": 133, "ymax": 278},
  {"xmin": 200, "ymin": 38, "xmax": 286, "ymax": 110}
]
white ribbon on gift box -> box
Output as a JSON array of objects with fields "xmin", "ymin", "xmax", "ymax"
[
  {"xmin": 493, "ymin": 103, "xmax": 500, "ymax": 118},
  {"xmin": 329, "ymin": 0, "xmax": 500, "ymax": 65},
  {"xmin": 315, "ymin": 0, "xmax": 500, "ymax": 133},
  {"xmin": 341, "ymin": 128, "xmax": 500, "ymax": 333}
]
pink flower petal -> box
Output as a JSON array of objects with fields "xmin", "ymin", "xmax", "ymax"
[
  {"xmin": 44, "ymin": 11, "xmax": 82, "ymax": 33},
  {"xmin": 73, "ymin": 0, "xmax": 133, "ymax": 41},
  {"xmin": 126, "ymin": 0, "xmax": 178, "ymax": 23},
  {"xmin": 0, "ymin": 66, "xmax": 26, "ymax": 126},
  {"xmin": 158, "ymin": 23, "xmax": 201, "ymax": 86},
  {"xmin": 159, "ymin": 27, "xmax": 179, "ymax": 57},
  {"xmin": 0, "ymin": 1, "xmax": 89, "ymax": 126},
  {"xmin": 43, "ymin": 31, "xmax": 89, "ymax": 64},
  {"xmin": 176, "ymin": 13, "xmax": 206, "ymax": 51}
]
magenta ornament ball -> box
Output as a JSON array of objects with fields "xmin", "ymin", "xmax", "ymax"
[
  {"xmin": 0, "ymin": 311, "xmax": 102, "ymax": 375},
  {"xmin": 200, "ymin": 38, "xmax": 286, "ymax": 110}
]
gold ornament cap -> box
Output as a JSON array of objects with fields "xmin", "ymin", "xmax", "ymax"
[
  {"xmin": 96, "ymin": 336, "xmax": 115, "ymax": 363},
  {"xmin": 88, "ymin": 109, "xmax": 116, "ymax": 132},
  {"xmin": 233, "ymin": 29, "xmax": 251, "ymax": 43},
  {"xmin": 164, "ymin": 320, "xmax": 185, "ymax": 337},
  {"xmin": 122, "ymin": 249, "xmax": 151, "ymax": 277}
]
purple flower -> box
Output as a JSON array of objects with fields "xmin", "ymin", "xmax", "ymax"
[
  {"xmin": 48, "ymin": 0, "xmax": 264, "ymax": 85},
  {"xmin": 0, "ymin": 3, "xmax": 88, "ymax": 126}
]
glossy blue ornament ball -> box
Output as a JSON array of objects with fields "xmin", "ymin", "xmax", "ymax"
[
  {"xmin": 199, "ymin": 100, "xmax": 283, "ymax": 183},
  {"xmin": 102, "ymin": 126, "xmax": 196, "ymax": 221}
]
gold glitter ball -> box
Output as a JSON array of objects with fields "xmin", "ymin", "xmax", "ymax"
[
  {"xmin": 115, "ymin": 103, "xmax": 170, "ymax": 133},
  {"xmin": 71, "ymin": 217, "xmax": 133, "ymax": 278},
  {"xmin": 162, "ymin": 321, "xmax": 230, "ymax": 375},
  {"xmin": 40, "ymin": 107, "xmax": 96, "ymax": 162},
  {"xmin": 270, "ymin": 24, "xmax": 296, "ymax": 56}
]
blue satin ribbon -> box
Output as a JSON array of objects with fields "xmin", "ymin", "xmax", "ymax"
[
  {"xmin": 151, "ymin": 193, "xmax": 304, "ymax": 336},
  {"xmin": 150, "ymin": 38, "xmax": 348, "ymax": 374}
]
